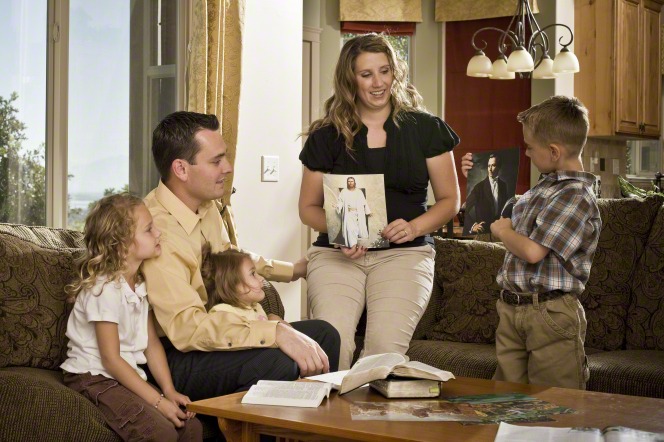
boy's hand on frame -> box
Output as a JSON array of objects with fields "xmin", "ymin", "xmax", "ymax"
[{"xmin": 490, "ymin": 217, "xmax": 513, "ymax": 240}]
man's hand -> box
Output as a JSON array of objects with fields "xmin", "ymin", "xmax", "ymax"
[
  {"xmin": 275, "ymin": 323, "xmax": 330, "ymax": 376},
  {"xmin": 490, "ymin": 217, "xmax": 513, "ymax": 241},
  {"xmin": 470, "ymin": 222, "xmax": 486, "ymax": 234},
  {"xmin": 291, "ymin": 256, "xmax": 308, "ymax": 281},
  {"xmin": 461, "ymin": 152, "xmax": 474, "ymax": 178}
]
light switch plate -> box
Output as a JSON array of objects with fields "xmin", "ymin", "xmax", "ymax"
[
  {"xmin": 612, "ymin": 159, "xmax": 620, "ymax": 175},
  {"xmin": 261, "ymin": 155, "xmax": 279, "ymax": 182}
]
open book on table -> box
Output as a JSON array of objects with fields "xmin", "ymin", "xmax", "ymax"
[
  {"xmin": 495, "ymin": 422, "xmax": 664, "ymax": 442},
  {"xmin": 241, "ymin": 380, "xmax": 332, "ymax": 408},
  {"xmin": 339, "ymin": 353, "xmax": 455, "ymax": 395}
]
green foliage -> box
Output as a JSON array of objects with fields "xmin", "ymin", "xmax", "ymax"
[
  {"xmin": 2, "ymin": 93, "xmax": 129, "ymax": 230},
  {"xmin": 0, "ymin": 93, "xmax": 46, "ymax": 226},
  {"xmin": 618, "ymin": 176, "xmax": 664, "ymax": 199}
]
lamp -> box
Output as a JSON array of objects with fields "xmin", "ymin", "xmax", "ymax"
[{"xmin": 466, "ymin": 0, "xmax": 579, "ymax": 79}]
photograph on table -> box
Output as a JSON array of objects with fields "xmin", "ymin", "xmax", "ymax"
[
  {"xmin": 463, "ymin": 147, "xmax": 520, "ymax": 236},
  {"xmin": 323, "ymin": 174, "xmax": 389, "ymax": 249}
]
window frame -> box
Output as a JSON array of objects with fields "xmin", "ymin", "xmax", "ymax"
[{"xmin": 44, "ymin": 0, "xmax": 189, "ymax": 228}]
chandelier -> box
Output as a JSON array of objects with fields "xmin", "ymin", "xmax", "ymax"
[{"xmin": 466, "ymin": 0, "xmax": 579, "ymax": 80}]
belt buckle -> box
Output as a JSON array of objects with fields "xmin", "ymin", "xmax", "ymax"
[{"xmin": 513, "ymin": 292, "xmax": 520, "ymax": 305}]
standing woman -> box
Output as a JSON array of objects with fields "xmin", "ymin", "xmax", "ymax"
[{"xmin": 299, "ymin": 34, "xmax": 461, "ymax": 370}]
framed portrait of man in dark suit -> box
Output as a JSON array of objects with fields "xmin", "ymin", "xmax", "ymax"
[{"xmin": 463, "ymin": 148, "xmax": 520, "ymax": 236}]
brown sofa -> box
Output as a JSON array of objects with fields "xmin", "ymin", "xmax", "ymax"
[
  {"xmin": 0, "ymin": 223, "xmax": 285, "ymax": 441},
  {"xmin": 401, "ymin": 195, "xmax": 664, "ymax": 398}
]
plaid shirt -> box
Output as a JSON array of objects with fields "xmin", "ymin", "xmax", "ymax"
[{"xmin": 497, "ymin": 171, "xmax": 601, "ymax": 294}]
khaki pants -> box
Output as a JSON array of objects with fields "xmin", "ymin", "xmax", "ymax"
[
  {"xmin": 493, "ymin": 293, "xmax": 589, "ymax": 389},
  {"xmin": 306, "ymin": 245, "xmax": 435, "ymax": 370}
]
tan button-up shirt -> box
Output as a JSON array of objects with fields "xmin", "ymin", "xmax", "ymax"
[{"xmin": 142, "ymin": 181, "xmax": 294, "ymax": 352}]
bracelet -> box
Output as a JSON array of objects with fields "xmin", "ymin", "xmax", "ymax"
[{"xmin": 154, "ymin": 394, "xmax": 164, "ymax": 409}]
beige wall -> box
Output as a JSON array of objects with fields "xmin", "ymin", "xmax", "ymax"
[{"xmin": 234, "ymin": 0, "xmax": 303, "ymax": 320}]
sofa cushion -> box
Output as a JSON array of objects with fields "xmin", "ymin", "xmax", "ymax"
[
  {"xmin": 0, "ymin": 367, "xmax": 119, "ymax": 441},
  {"xmin": 0, "ymin": 225, "xmax": 83, "ymax": 369},
  {"xmin": 579, "ymin": 196, "xmax": 664, "ymax": 351},
  {"xmin": 407, "ymin": 340, "xmax": 496, "ymax": 380},
  {"xmin": 428, "ymin": 239, "xmax": 505, "ymax": 344},
  {"xmin": 627, "ymin": 203, "xmax": 664, "ymax": 350},
  {"xmin": 586, "ymin": 350, "xmax": 664, "ymax": 398}
]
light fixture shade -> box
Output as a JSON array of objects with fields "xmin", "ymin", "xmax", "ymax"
[
  {"xmin": 552, "ymin": 48, "xmax": 580, "ymax": 73},
  {"xmin": 490, "ymin": 58, "xmax": 515, "ymax": 80},
  {"xmin": 532, "ymin": 56, "xmax": 556, "ymax": 79},
  {"xmin": 466, "ymin": 51, "xmax": 493, "ymax": 77},
  {"xmin": 506, "ymin": 47, "xmax": 534, "ymax": 72}
]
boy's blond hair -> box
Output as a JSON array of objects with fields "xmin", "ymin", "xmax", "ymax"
[
  {"xmin": 200, "ymin": 244, "xmax": 256, "ymax": 310},
  {"xmin": 517, "ymin": 95, "xmax": 589, "ymax": 156}
]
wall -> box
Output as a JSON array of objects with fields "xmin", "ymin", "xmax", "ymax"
[{"xmin": 234, "ymin": 0, "xmax": 303, "ymax": 320}]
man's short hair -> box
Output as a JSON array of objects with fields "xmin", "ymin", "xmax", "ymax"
[
  {"xmin": 152, "ymin": 111, "xmax": 220, "ymax": 181},
  {"xmin": 517, "ymin": 95, "xmax": 589, "ymax": 156}
]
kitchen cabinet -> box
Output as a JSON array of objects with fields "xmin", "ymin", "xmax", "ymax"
[{"xmin": 575, "ymin": 0, "xmax": 663, "ymax": 138}]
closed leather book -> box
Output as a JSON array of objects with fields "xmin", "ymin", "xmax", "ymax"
[{"xmin": 369, "ymin": 378, "xmax": 441, "ymax": 398}]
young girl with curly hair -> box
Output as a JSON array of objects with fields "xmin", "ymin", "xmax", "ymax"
[{"xmin": 61, "ymin": 193, "xmax": 202, "ymax": 441}]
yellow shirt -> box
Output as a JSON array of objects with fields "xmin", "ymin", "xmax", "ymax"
[
  {"xmin": 143, "ymin": 181, "xmax": 294, "ymax": 352},
  {"xmin": 208, "ymin": 303, "xmax": 269, "ymax": 321}
]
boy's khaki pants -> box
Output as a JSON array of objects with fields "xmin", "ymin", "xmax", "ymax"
[
  {"xmin": 493, "ymin": 293, "xmax": 589, "ymax": 389},
  {"xmin": 306, "ymin": 245, "xmax": 435, "ymax": 370}
]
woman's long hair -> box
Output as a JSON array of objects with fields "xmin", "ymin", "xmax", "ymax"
[
  {"xmin": 65, "ymin": 193, "xmax": 144, "ymax": 302},
  {"xmin": 306, "ymin": 33, "xmax": 425, "ymax": 152}
]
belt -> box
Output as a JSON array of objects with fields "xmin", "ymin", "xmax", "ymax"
[{"xmin": 500, "ymin": 289, "xmax": 567, "ymax": 306}]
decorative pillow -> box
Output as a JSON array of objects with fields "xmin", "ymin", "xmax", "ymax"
[
  {"xmin": 627, "ymin": 202, "xmax": 664, "ymax": 350},
  {"xmin": 0, "ymin": 231, "xmax": 80, "ymax": 369},
  {"xmin": 427, "ymin": 239, "xmax": 505, "ymax": 344},
  {"xmin": 579, "ymin": 195, "xmax": 664, "ymax": 351}
]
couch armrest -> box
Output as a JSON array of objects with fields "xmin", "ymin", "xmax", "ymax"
[
  {"xmin": 0, "ymin": 367, "xmax": 119, "ymax": 441},
  {"xmin": 259, "ymin": 280, "xmax": 285, "ymax": 319}
]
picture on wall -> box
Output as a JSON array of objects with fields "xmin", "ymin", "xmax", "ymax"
[
  {"xmin": 323, "ymin": 174, "xmax": 389, "ymax": 249},
  {"xmin": 463, "ymin": 148, "xmax": 521, "ymax": 236}
]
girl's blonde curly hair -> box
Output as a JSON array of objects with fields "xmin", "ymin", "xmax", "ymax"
[
  {"xmin": 65, "ymin": 193, "xmax": 145, "ymax": 302},
  {"xmin": 305, "ymin": 33, "xmax": 425, "ymax": 152}
]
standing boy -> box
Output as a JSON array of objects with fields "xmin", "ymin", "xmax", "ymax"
[{"xmin": 490, "ymin": 96, "xmax": 601, "ymax": 389}]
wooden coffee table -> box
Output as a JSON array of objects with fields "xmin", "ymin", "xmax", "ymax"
[{"xmin": 188, "ymin": 377, "xmax": 664, "ymax": 442}]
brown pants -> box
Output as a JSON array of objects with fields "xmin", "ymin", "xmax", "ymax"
[
  {"xmin": 493, "ymin": 293, "xmax": 589, "ymax": 389},
  {"xmin": 64, "ymin": 372, "xmax": 202, "ymax": 442},
  {"xmin": 306, "ymin": 245, "xmax": 435, "ymax": 370}
]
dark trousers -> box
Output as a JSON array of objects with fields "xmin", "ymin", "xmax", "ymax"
[
  {"xmin": 157, "ymin": 319, "xmax": 340, "ymax": 401},
  {"xmin": 64, "ymin": 372, "xmax": 203, "ymax": 442}
]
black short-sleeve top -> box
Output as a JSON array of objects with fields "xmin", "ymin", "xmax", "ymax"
[{"xmin": 299, "ymin": 111, "xmax": 459, "ymax": 248}]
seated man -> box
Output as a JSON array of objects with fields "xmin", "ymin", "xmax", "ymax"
[{"xmin": 143, "ymin": 111, "xmax": 340, "ymax": 400}]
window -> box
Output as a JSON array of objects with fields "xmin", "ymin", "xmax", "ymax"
[
  {"xmin": 342, "ymin": 33, "xmax": 412, "ymax": 68},
  {"xmin": 626, "ymin": 139, "xmax": 663, "ymax": 178},
  {"xmin": 1, "ymin": 0, "xmax": 185, "ymax": 229},
  {"xmin": 340, "ymin": 22, "xmax": 415, "ymax": 74},
  {"xmin": 67, "ymin": 1, "xmax": 131, "ymax": 229},
  {"xmin": 0, "ymin": 1, "xmax": 48, "ymax": 226}
]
